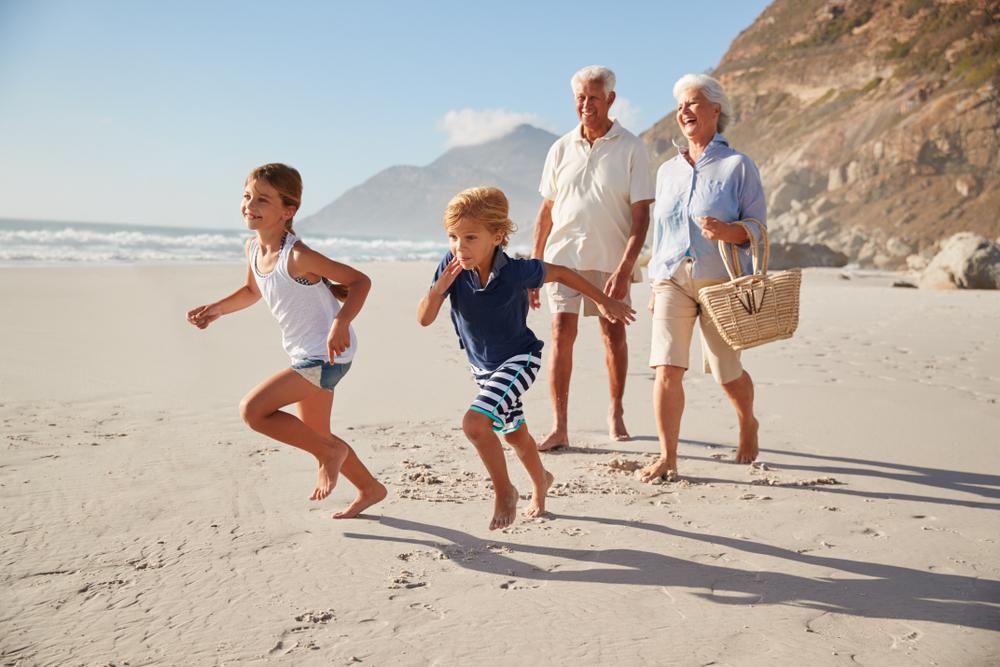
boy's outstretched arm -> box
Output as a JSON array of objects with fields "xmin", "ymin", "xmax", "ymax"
[
  {"xmin": 417, "ymin": 256, "xmax": 462, "ymax": 326},
  {"xmin": 542, "ymin": 262, "xmax": 637, "ymax": 325},
  {"xmin": 187, "ymin": 239, "xmax": 262, "ymax": 329}
]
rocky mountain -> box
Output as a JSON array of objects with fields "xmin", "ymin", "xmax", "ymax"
[
  {"xmin": 300, "ymin": 124, "xmax": 558, "ymax": 239},
  {"xmin": 643, "ymin": 0, "xmax": 1000, "ymax": 270}
]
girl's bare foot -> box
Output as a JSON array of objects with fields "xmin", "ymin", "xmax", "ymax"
[
  {"xmin": 489, "ymin": 485, "xmax": 519, "ymax": 531},
  {"xmin": 524, "ymin": 470, "xmax": 555, "ymax": 518},
  {"xmin": 735, "ymin": 417, "xmax": 759, "ymax": 464},
  {"xmin": 310, "ymin": 445, "xmax": 349, "ymax": 501},
  {"xmin": 538, "ymin": 430, "xmax": 569, "ymax": 452},
  {"xmin": 332, "ymin": 481, "xmax": 388, "ymax": 519},
  {"xmin": 639, "ymin": 456, "xmax": 678, "ymax": 483}
]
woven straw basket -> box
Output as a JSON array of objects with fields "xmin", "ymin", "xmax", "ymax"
[{"xmin": 698, "ymin": 218, "xmax": 801, "ymax": 351}]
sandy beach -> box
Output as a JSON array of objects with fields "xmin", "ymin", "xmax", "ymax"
[{"xmin": 1, "ymin": 261, "xmax": 998, "ymax": 666}]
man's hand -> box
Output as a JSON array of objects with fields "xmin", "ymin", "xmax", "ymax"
[
  {"xmin": 327, "ymin": 318, "xmax": 351, "ymax": 360},
  {"xmin": 603, "ymin": 270, "xmax": 631, "ymax": 301},
  {"xmin": 186, "ymin": 304, "xmax": 222, "ymax": 329},
  {"xmin": 597, "ymin": 297, "xmax": 637, "ymax": 325},
  {"xmin": 700, "ymin": 217, "xmax": 748, "ymax": 244},
  {"xmin": 528, "ymin": 288, "xmax": 541, "ymax": 309}
]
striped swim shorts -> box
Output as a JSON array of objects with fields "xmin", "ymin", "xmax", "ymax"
[{"xmin": 469, "ymin": 352, "xmax": 542, "ymax": 434}]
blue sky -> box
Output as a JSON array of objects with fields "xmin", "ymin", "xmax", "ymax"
[{"xmin": 0, "ymin": 0, "xmax": 770, "ymax": 228}]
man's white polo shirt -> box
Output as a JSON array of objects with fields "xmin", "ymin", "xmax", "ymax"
[{"xmin": 539, "ymin": 119, "xmax": 654, "ymax": 274}]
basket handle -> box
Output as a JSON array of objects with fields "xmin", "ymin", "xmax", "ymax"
[{"xmin": 716, "ymin": 218, "xmax": 768, "ymax": 279}]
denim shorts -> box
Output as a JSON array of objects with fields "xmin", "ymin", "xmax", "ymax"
[{"xmin": 291, "ymin": 359, "xmax": 352, "ymax": 391}]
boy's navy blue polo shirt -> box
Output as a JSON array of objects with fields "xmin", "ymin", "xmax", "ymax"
[{"xmin": 433, "ymin": 248, "xmax": 546, "ymax": 371}]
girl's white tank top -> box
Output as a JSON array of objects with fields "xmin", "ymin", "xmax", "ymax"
[{"xmin": 249, "ymin": 233, "xmax": 357, "ymax": 364}]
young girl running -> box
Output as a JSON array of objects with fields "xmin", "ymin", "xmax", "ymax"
[
  {"xmin": 187, "ymin": 163, "xmax": 386, "ymax": 518},
  {"xmin": 417, "ymin": 187, "xmax": 636, "ymax": 530}
]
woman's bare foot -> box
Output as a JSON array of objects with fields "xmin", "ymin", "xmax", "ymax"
[
  {"xmin": 639, "ymin": 456, "xmax": 678, "ymax": 483},
  {"xmin": 538, "ymin": 430, "xmax": 569, "ymax": 452},
  {"xmin": 332, "ymin": 481, "xmax": 388, "ymax": 519},
  {"xmin": 489, "ymin": 485, "xmax": 519, "ymax": 531},
  {"xmin": 524, "ymin": 470, "xmax": 555, "ymax": 518},
  {"xmin": 609, "ymin": 413, "xmax": 631, "ymax": 442},
  {"xmin": 310, "ymin": 445, "xmax": 349, "ymax": 501},
  {"xmin": 734, "ymin": 417, "xmax": 759, "ymax": 464}
]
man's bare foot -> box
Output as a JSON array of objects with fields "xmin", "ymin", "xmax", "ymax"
[
  {"xmin": 489, "ymin": 485, "xmax": 519, "ymax": 531},
  {"xmin": 524, "ymin": 470, "xmax": 555, "ymax": 518},
  {"xmin": 639, "ymin": 456, "xmax": 678, "ymax": 483},
  {"xmin": 538, "ymin": 430, "xmax": 569, "ymax": 452},
  {"xmin": 310, "ymin": 446, "xmax": 349, "ymax": 501},
  {"xmin": 609, "ymin": 413, "xmax": 630, "ymax": 442},
  {"xmin": 734, "ymin": 417, "xmax": 759, "ymax": 464},
  {"xmin": 332, "ymin": 481, "xmax": 388, "ymax": 519}
]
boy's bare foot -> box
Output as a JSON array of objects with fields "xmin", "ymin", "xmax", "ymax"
[
  {"xmin": 490, "ymin": 485, "xmax": 519, "ymax": 531},
  {"xmin": 524, "ymin": 470, "xmax": 555, "ymax": 518},
  {"xmin": 310, "ymin": 446, "xmax": 349, "ymax": 501},
  {"xmin": 609, "ymin": 413, "xmax": 630, "ymax": 442},
  {"xmin": 538, "ymin": 430, "xmax": 569, "ymax": 452},
  {"xmin": 734, "ymin": 417, "xmax": 759, "ymax": 464},
  {"xmin": 639, "ymin": 456, "xmax": 678, "ymax": 483},
  {"xmin": 332, "ymin": 481, "xmax": 388, "ymax": 519}
]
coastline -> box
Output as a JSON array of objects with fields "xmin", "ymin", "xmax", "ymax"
[{"xmin": 1, "ymin": 262, "xmax": 998, "ymax": 664}]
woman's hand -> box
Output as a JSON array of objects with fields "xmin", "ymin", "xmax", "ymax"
[
  {"xmin": 187, "ymin": 304, "xmax": 222, "ymax": 329},
  {"xmin": 647, "ymin": 291, "xmax": 655, "ymax": 314},
  {"xmin": 700, "ymin": 217, "xmax": 749, "ymax": 244}
]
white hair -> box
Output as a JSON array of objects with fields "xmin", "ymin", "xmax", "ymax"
[
  {"xmin": 571, "ymin": 65, "xmax": 616, "ymax": 94},
  {"xmin": 673, "ymin": 73, "xmax": 733, "ymax": 132}
]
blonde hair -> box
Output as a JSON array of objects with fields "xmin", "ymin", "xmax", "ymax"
[
  {"xmin": 443, "ymin": 187, "xmax": 516, "ymax": 247},
  {"xmin": 245, "ymin": 163, "xmax": 349, "ymax": 301},
  {"xmin": 245, "ymin": 163, "xmax": 302, "ymax": 233}
]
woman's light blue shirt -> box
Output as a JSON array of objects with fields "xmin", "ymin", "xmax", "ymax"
[{"xmin": 649, "ymin": 134, "xmax": 767, "ymax": 282}]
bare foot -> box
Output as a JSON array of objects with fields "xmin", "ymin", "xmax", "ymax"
[
  {"xmin": 489, "ymin": 485, "xmax": 519, "ymax": 531},
  {"xmin": 524, "ymin": 470, "xmax": 555, "ymax": 518},
  {"xmin": 639, "ymin": 456, "xmax": 678, "ymax": 483},
  {"xmin": 310, "ymin": 445, "xmax": 349, "ymax": 501},
  {"xmin": 538, "ymin": 430, "xmax": 569, "ymax": 452},
  {"xmin": 734, "ymin": 417, "xmax": 759, "ymax": 464},
  {"xmin": 332, "ymin": 481, "xmax": 388, "ymax": 519},
  {"xmin": 609, "ymin": 413, "xmax": 630, "ymax": 442}
]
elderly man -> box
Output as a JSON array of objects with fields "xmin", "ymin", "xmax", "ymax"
[{"xmin": 530, "ymin": 65, "xmax": 654, "ymax": 451}]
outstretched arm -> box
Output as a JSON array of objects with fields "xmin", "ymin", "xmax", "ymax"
[
  {"xmin": 186, "ymin": 239, "xmax": 261, "ymax": 329},
  {"xmin": 543, "ymin": 262, "xmax": 636, "ymax": 325},
  {"xmin": 417, "ymin": 256, "xmax": 462, "ymax": 326},
  {"xmin": 291, "ymin": 243, "xmax": 372, "ymax": 358}
]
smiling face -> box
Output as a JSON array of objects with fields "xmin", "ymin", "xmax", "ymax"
[
  {"xmin": 574, "ymin": 79, "xmax": 615, "ymax": 133},
  {"xmin": 242, "ymin": 178, "xmax": 297, "ymax": 232},
  {"xmin": 676, "ymin": 87, "xmax": 721, "ymax": 144},
  {"xmin": 447, "ymin": 218, "xmax": 503, "ymax": 272}
]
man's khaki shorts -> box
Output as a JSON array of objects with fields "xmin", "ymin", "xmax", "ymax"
[
  {"xmin": 649, "ymin": 258, "xmax": 743, "ymax": 384},
  {"xmin": 546, "ymin": 269, "xmax": 634, "ymax": 317}
]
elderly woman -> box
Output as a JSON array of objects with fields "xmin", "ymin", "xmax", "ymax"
[{"xmin": 640, "ymin": 73, "xmax": 766, "ymax": 483}]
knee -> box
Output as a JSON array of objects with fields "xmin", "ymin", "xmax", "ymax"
[
  {"xmin": 462, "ymin": 410, "xmax": 494, "ymax": 442},
  {"xmin": 551, "ymin": 318, "xmax": 578, "ymax": 348},
  {"xmin": 600, "ymin": 321, "xmax": 628, "ymax": 349},
  {"xmin": 655, "ymin": 365, "xmax": 686, "ymax": 388},
  {"xmin": 239, "ymin": 395, "xmax": 265, "ymax": 431}
]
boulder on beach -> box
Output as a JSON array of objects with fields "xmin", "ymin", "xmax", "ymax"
[
  {"xmin": 767, "ymin": 242, "xmax": 848, "ymax": 271},
  {"xmin": 918, "ymin": 232, "xmax": 1000, "ymax": 290}
]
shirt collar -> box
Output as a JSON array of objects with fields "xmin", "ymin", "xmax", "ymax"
[
  {"xmin": 471, "ymin": 246, "xmax": 507, "ymax": 291},
  {"xmin": 575, "ymin": 118, "xmax": 623, "ymax": 143}
]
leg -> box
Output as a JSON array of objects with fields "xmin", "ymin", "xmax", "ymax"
[
  {"xmin": 599, "ymin": 317, "xmax": 630, "ymax": 441},
  {"xmin": 296, "ymin": 391, "xmax": 387, "ymax": 518},
  {"xmin": 722, "ymin": 371, "xmax": 759, "ymax": 463},
  {"xmin": 239, "ymin": 369, "xmax": 349, "ymax": 500},
  {"xmin": 641, "ymin": 365, "xmax": 684, "ymax": 482},
  {"xmin": 504, "ymin": 423, "xmax": 554, "ymax": 518},
  {"xmin": 463, "ymin": 410, "xmax": 518, "ymax": 530},
  {"xmin": 539, "ymin": 312, "xmax": 578, "ymax": 451}
]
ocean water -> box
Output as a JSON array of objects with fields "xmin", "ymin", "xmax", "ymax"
[{"xmin": 0, "ymin": 218, "xmax": 458, "ymax": 266}]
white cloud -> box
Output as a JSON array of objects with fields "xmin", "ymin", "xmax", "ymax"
[
  {"xmin": 612, "ymin": 96, "xmax": 643, "ymax": 132},
  {"xmin": 438, "ymin": 108, "xmax": 549, "ymax": 148}
]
